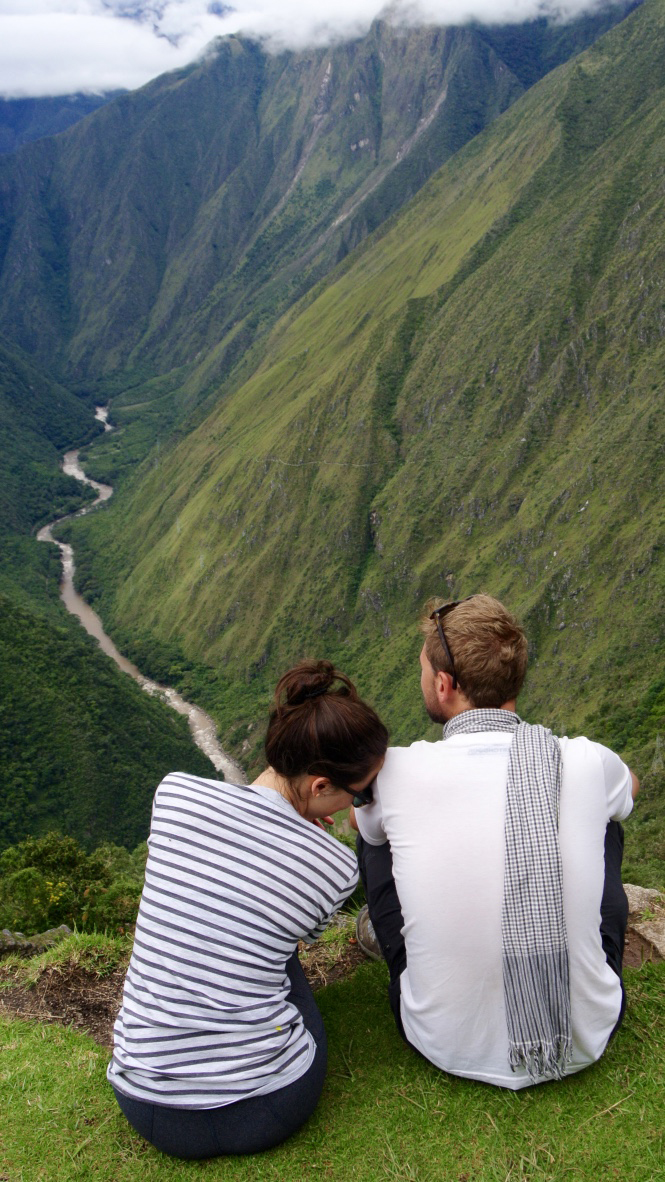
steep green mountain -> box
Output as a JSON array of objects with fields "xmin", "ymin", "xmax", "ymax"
[
  {"xmin": 70, "ymin": 0, "xmax": 665, "ymax": 883},
  {"xmin": 0, "ymin": 94, "xmax": 116, "ymax": 155},
  {"xmin": 0, "ymin": 7, "xmax": 633, "ymax": 403},
  {"xmin": 0, "ymin": 596, "xmax": 215, "ymax": 852},
  {"xmin": 0, "ymin": 341, "xmax": 214, "ymax": 851},
  {"xmin": 473, "ymin": 5, "xmax": 641, "ymax": 87},
  {"xmin": 0, "ymin": 3, "xmax": 656, "ymax": 869}
]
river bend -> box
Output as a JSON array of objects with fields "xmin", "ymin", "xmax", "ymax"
[{"xmin": 37, "ymin": 406, "xmax": 244, "ymax": 783}]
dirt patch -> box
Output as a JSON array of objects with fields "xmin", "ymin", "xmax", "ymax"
[
  {"xmin": 0, "ymin": 938, "xmax": 367, "ymax": 1049},
  {"xmin": 623, "ymin": 927, "xmax": 663, "ymax": 968},
  {"xmin": 0, "ymin": 963, "xmax": 127, "ymax": 1047},
  {"xmin": 298, "ymin": 937, "xmax": 366, "ymax": 990}
]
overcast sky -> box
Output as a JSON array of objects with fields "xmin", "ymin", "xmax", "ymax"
[{"xmin": 0, "ymin": 1, "xmax": 613, "ymax": 99}]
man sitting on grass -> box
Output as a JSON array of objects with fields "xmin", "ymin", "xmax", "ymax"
[{"xmin": 353, "ymin": 593, "xmax": 638, "ymax": 1088}]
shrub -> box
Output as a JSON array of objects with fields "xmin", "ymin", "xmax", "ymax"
[{"xmin": 0, "ymin": 832, "xmax": 145, "ymax": 935}]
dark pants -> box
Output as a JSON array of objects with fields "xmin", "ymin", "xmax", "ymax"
[
  {"xmin": 599, "ymin": 820, "xmax": 628, "ymax": 1033},
  {"xmin": 356, "ymin": 835, "xmax": 409, "ymax": 1041},
  {"xmin": 357, "ymin": 820, "xmax": 628, "ymax": 1044},
  {"xmin": 112, "ymin": 952, "xmax": 327, "ymax": 1159}
]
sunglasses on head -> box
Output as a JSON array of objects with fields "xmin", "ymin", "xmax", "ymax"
[{"xmin": 429, "ymin": 595, "xmax": 476, "ymax": 691}]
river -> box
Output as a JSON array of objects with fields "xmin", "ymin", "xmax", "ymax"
[{"xmin": 37, "ymin": 406, "xmax": 245, "ymax": 783}]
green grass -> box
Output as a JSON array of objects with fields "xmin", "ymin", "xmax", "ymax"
[
  {"xmin": 1, "ymin": 960, "xmax": 663, "ymax": 1181},
  {"xmin": 0, "ymin": 931, "xmax": 132, "ymax": 990}
]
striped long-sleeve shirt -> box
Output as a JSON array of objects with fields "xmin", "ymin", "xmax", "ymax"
[{"xmin": 107, "ymin": 773, "xmax": 358, "ymax": 1109}]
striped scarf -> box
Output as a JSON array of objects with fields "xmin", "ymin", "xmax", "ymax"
[{"xmin": 443, "ymin": 709, "xmax": 572, "ymax": 1081}]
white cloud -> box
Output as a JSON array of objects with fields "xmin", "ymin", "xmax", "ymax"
[
  {"xmin": 0, "ymin": 5, "xmax": 225, "ymax": 97},
  {"xmin": 0, "ymin": 1, "xmax": 614, "ymax": 98},
  {"xmin": 214, "ymin": 0, "xmax": 612, "ymax": 52}
]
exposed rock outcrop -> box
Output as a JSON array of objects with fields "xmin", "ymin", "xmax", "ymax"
[
  {"xmin": 0, "ymin": 925, "xmax": 72, "ymax": 958},
  {"xmin": 624, "ymin": 884, "xmax": 665, "ymax": 962}
]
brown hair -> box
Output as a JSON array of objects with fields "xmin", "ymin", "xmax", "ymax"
[
  {"xmin": 265, "ymin": 659, "xmax": 388, "ymax": 795},
  {"xmin": 420, "ymin": 593, "xmax": 528, "ymax": 708}
]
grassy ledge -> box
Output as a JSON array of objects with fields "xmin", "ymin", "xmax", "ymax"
[{"xmin": 0, "ymin": 958, "xmax": 663, "ymax": 1181}]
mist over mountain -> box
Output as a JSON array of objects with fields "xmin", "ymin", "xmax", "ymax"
[
  {"xmin": 0, "ymin": 4, "xmax": 634, "ymax": 390},
  {"xmin": 0, "ymin": 1, "xmax": 629, "ymax": 97}
]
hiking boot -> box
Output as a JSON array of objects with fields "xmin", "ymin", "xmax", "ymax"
[{"xmin": 355, "ymin": 905, "xmax": 383, "ymax": 961}]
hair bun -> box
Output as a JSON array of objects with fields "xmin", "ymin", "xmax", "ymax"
[
  {"xmin": 274, "ymin": 659, "xmax": 355, "ymax": 709},
  {"xmin": 265, "ymin": 659, "xmax": 388, "ymax": 788}
]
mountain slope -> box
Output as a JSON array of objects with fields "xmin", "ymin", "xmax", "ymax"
[
  {"xmin": 0, "ymin": 594, "xmax": 215, "ymax": 852},
  {"xmin": 0, "ymin": 2, "xmax": 659, "ymax": 870},
  {"xmin": 71, "ymin": 0, "xmax": 665, "ymax": 886},
  {"xmin": 0, "ymin": 94, "xmax": 116, "ymax": 155},
  {"xmin": 0, "ymin": 337, "xmax": 98, "ymax": 605},
  {"xmin": 0, "ymin": 8, "xmax": 633, "ymax": 397}
]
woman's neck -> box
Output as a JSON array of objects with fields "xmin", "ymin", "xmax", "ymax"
[{"xmin": 252, "ymin": 767, "xmax": 301, "ymax": 811}]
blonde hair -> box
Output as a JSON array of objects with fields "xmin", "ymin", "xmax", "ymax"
[{"xmin": 420, "ymin": 593, "xmax": 528, "ymax": 708}]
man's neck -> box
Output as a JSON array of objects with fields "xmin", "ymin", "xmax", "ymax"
[{"xmin": 445, "ymin": 698, "xmax": 517, "ymax": 719}]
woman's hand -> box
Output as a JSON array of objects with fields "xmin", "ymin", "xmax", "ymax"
[{"xmin": 310, "ymin": 815, "xmax": 334, "ymax": 830}]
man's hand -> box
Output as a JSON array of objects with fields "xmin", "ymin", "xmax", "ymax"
[
  {"xmin": 630, "ymin": 770, "xmax": 640, "ymax": 799},
  {"xmin": 349, "ymin": 805, "xmax": 359, "ymax": 832}
]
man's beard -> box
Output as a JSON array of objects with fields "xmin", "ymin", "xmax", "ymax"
[{"xmin": 424, "ymin": 697, "xmax": 447, "ymax": 726}]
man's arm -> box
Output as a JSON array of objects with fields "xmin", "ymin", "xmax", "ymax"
[
  {"xmin": 352, "ymin": 795, "xmax": 388, "ymax": 846},
  {"xmin": 592, "ymin": 741, "xmax": 638, "ymax": 820}
]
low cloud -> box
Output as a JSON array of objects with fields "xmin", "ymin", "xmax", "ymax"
[
  {"xmin": 0, "ymin": 1, "xmax": 615, "ymax": 98},
  {"xmin": 0, "ymin": 4, "xmax": 224, "ymax": 97}
]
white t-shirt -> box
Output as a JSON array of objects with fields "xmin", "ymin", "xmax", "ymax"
[{"xmin": 356, "ymin": 730, "xmax": 633, "ymax": 1089}]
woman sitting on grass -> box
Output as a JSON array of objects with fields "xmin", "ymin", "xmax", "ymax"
[{"xmin": 108, "ymin": 659, "xmax": 388, "ymax": 1160}]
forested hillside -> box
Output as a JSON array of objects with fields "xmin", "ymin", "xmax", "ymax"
[
  {"xmin": 69, "ymin": 0, "xmax": 665, "ymax": 882},
  {"xmin": 0, "ymin": 94, "xmax": 115, "ymax": 155},
  {"xmin": 0, "ymin": 342, "xmax": 214, "ymax": 852},
  {"xmin": 0, "ymin": 337, "xmax": 96, "ymax": 607}
]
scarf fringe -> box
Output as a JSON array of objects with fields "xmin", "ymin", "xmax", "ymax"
[{"xmin": 509, "ymin": 1037, "xmax": 573, "ymax": 1082}]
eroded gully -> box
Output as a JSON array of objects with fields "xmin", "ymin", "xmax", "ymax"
[{"xmin": 37, "ymin": 406, "xmax": 245, "ymax": 783}]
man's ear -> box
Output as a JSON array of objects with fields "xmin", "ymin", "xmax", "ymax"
[
  {"xmin": 436, "ymin": 671, "xmax": 473, "ymax": 713},
  {"xmin": 434, "ymin": 669, "xmax": 455, "ymax": 707}
]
